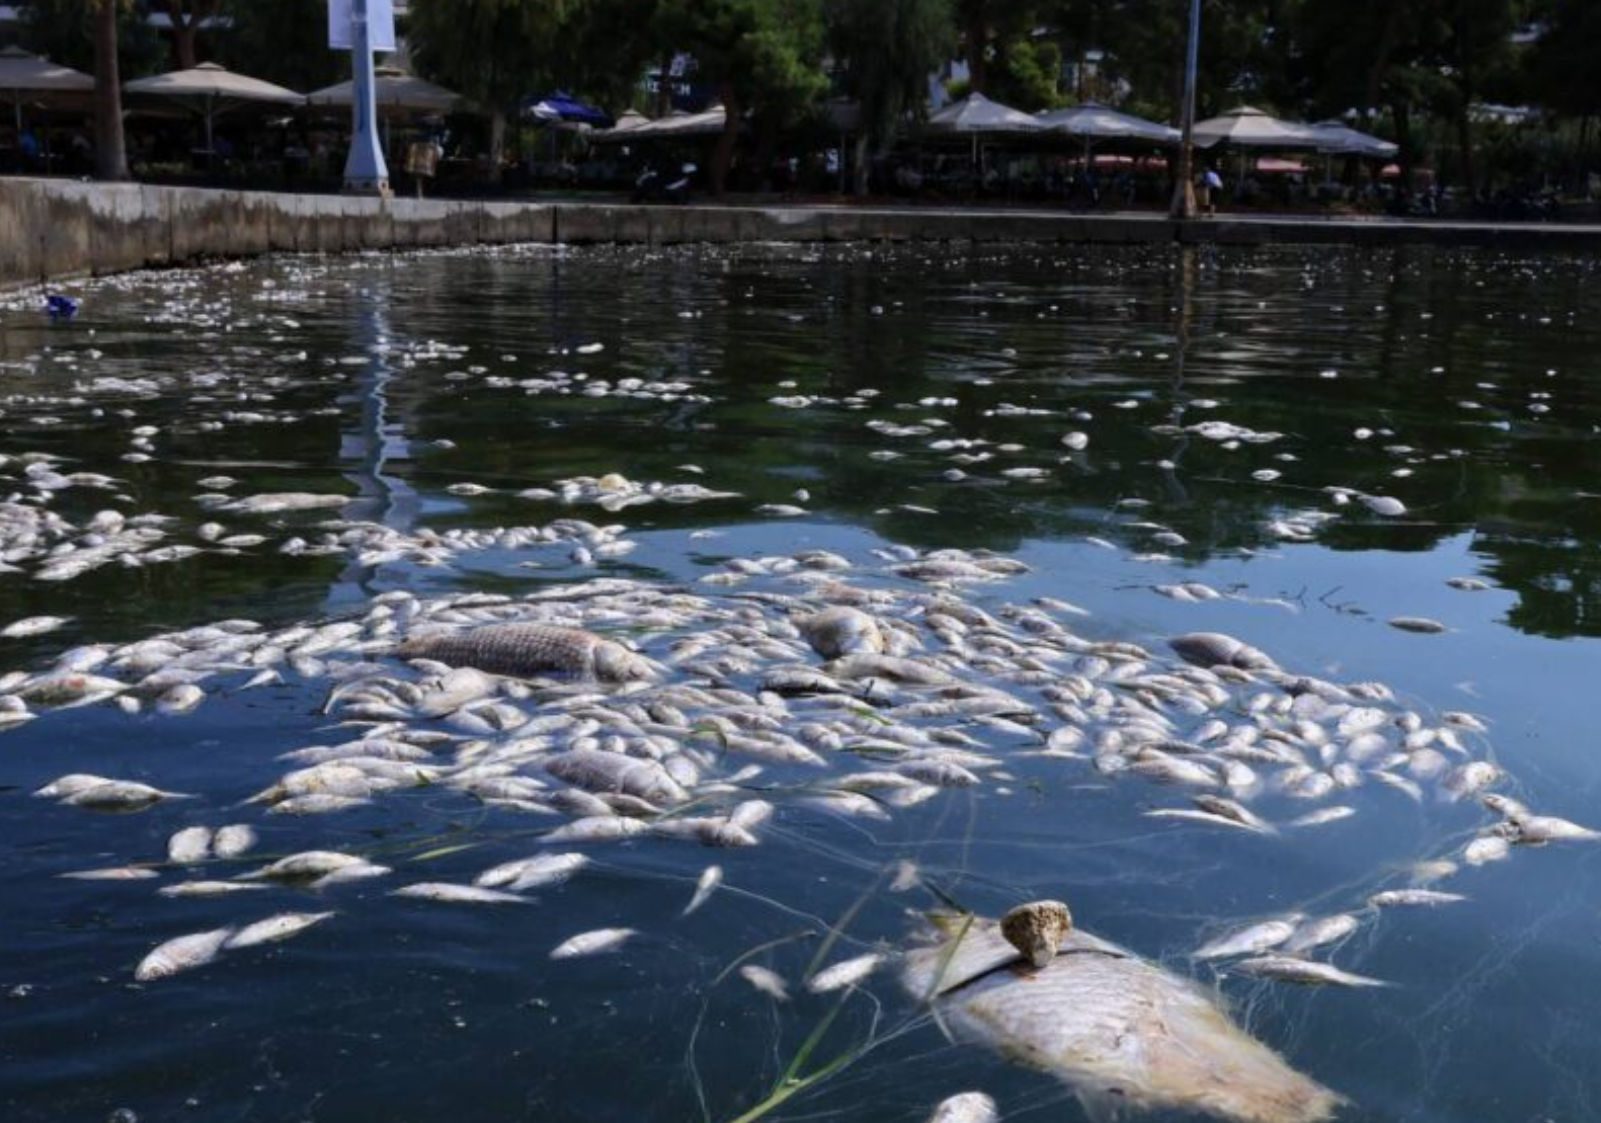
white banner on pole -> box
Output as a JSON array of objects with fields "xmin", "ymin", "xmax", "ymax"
[{"xmin": 328, "ymin": 0, "xmax": 397, "ymax": 52}]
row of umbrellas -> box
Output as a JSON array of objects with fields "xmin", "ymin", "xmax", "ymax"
[{"xmin": 591, "ymin": 93, "xmax": 1396, "ymax": 160}]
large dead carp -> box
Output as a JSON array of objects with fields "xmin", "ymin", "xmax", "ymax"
[
  {"xmin": 904, "ymin": 916, "xmax": 1340, "ymax": 1123},
  {"xmin": 396, "ymin": 623, "xmax": 661, "ymax": 683}
]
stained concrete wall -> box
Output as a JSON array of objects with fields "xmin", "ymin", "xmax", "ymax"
[{"xmin": 1, "ymin": 177, "xmax": 1595, "ymax": 289}]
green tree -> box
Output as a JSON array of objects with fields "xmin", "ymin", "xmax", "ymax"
[
  {"xmin": 827, "ymin": 0, "xmax": 954, "ymax": 194},
  {"xmin": 656, "ymin": 0, "xmax": 828, "ymax": 194},
  {"xmin": 407, "ymin": 0, "xmax": 577, "ymax": 183},
  {"xmin": 216, "ymin": 0, "xmax": 344, "ymax": 94}
]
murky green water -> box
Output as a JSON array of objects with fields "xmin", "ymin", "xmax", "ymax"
[{"xmin": 1, "ymin": 241, "xmax": 1600, "ymax": 1123}]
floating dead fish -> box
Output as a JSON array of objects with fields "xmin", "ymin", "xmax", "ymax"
[
  {"xmin": 1232, "ymin": 955, "xmax": 1388, "ymax": 988},
  {"xmin": 1194, "ymin": 917, "xmax": 1302, "ymax": 960},
  {"xmin": 390, "ymin": 882, "xmax": 528, "ymax": 905},
  {"xmin": 61, "ymin": 779, "xmax": 187, "ymax": 811},
  {"xmin": 1282, "ymin": 914, "xmax": 1360, "ymax": 954},
  {"xmin": 135, "ymin": 926, "xmax": 234, "ymax": 981},
  {"xmin": 60, "ymin": 866, "xmax": 159, "ymax": 881},
  {"xmin": 737, "ymin": 964, "xmax": 789, "ymax": 1001},
  {"xmin": 550, "ymin": 927, "xmax": 635, "ymax": 959},
  {"xmin": 925, "ymin": 1092, "xmax": 999, "ymax": 1123},
  {"xmin": 224, "ymin": 911, "xmax": 335, "ymax": 949},
  {"xmin": 166, "ymin": 826, "xmax": 213, "ymax": 864},
  {"xmin": 476, "ymin": 852, "xmax": 589, "ymax": 891},
  {"xmin": 212, "ymin": 824, "xmax": 258, "ymax": 859},
  {"xmin": 1509, "ymin": 814, "xmax": 1601, "ymax": 844},
  {"xmin": 808, "ymin": 952, "xmax": 883, "ymax": 993},
  {"xmin": 1367, "ymin": 889, "xmax": 1466, "ymax": 909},
  {"xmin": 248, "ymin": 851, "xmax": 366, "ymax": 882},
  {"xmin": 683, "ymin": 864, "xmax": 723, "ymax": 916},
  {"xmin": 905, "ymin": 917, "xmax": 1340, "ymax": 1123},
  {"xmin": 1169, "ymin": 632, "xmax": 1276, "ymax": 672},
  {"xmin": 1388, "ymin": 617, "xmax": 1446, "ymax": 635},
  {"xmin": 158, "ymin": 880, "xmax": 270, "ymax": 898},
  {"xmin": 397, "ymin": 623, "xmax": 659, "ymax": 683},
  {"xmin": 1, "ymin": 615, "xmax": 70, "ymax": 638}
]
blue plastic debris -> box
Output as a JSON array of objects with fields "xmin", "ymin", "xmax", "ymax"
[{"xmin": 45, "ymin": 294, "xmax": 79, "ymax": 321}]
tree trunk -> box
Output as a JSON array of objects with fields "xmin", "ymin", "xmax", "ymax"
[
  {"xmin": 654, "ymin": 53, "xmax": 674, "ymax": 116},
  {"xmin": 93, "ymin": 0, "xmax": 128, "ymax": 182},
  {"xmin": 488, "ymin": 108, "xmax": 506, "ymax": 186},
  {"xmin": 1391, "ymin": 99, "xmax": 1413, "ymax": 191},
  {"xmin": 851, "ymin": 131, "xmax": 871, "ymax": 196},
  {"xmin": 964, "ymin": 5, "xmax": 988, "ymax": 93},
  {"xmin": 1362, "ymin": 5, "xmax": 1404, "ymax": 113},
  {"xmin": 163, "ymin": 2, "xmax": 211, "ymax": 69},
  {"xmin": 710, "ymin": 82, "xmax": 739, "ymax": 196}
]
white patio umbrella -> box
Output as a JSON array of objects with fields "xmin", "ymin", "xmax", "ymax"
[
  {"xmin": 1308, "ymin": 120, "xmax": 1397, "ymax": 158},
  {"xmin": 1036, "ymin": 102, "xmax": 1178, "ymax": 145},
  {"xmin": 591, "ymin": 108, "xmax": 651, "ymax": 144},
  {"xmin": 649, "ymin": 103, "xmax": 726, "ymax": 138},
  {"xmin": 306, "ymin": 67, "xmax": 461, "ymax": 116},
  {"xmin": 1036, "ymin": 101, "xmax": 1178, "ymax": 169},
  {"xmin": 124, "ymin": 62, "xmax": 303, "ymax": 158},
  {"xmin": 1193, "ymin": 105, "xmax": 1321, "ymax": 149},
  {"xmin": 0, "ymin": 45, "xmax": 93, "ymax": 133},
  {"xmin": 925, "ymin": 92, "xmax": 1043, "ymax": 169}
]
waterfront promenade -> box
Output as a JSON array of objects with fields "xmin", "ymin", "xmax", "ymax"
[{"xmin": 2, "ymin": 176, "xmax": 1596, "ymax": 288}]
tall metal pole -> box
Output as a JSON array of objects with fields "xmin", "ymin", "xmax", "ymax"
[
  {"xmin": 342, "ymin": 0, "xmax": 389, "ymax": 195},
  {"xmin": 1168, "ymin": 0, "xmax": 1202, "ymax": 219}
]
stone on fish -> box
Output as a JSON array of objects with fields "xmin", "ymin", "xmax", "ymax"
[
  {"xmin": 1000, "ymin": 900, "xmax": 1073, "ymax": 968},
  {"xmin": 904, "ymin": 918, "xmax": 1340, "ymax": 1123},
  {"xmin": 397, "ymin": 623, "xmax": 658, "ymax": 683},
  {"xmin": 135, "ymin": 927, "xmax": 234, "ymax": 982}
]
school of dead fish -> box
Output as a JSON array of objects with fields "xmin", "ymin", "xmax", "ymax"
[{"xmin": 2, "ymin": 248, "xmax": 1593, "ymax": 1122}]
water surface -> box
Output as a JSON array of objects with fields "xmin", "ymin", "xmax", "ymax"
[{"xmin": 1, "ymin": 241, "xmax": 1599, "ymax": 1123}]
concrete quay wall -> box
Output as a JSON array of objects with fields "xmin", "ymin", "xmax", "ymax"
[{"xmin": 1, "ymin": 177, "xmax": 1594, "ymax": 288}]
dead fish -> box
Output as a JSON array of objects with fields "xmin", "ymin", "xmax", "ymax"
[
  {"xmin": 1368, "ymin": 889, "xmax": 1466, "ymax": 909},
  {"xmin": 1282, "ymin": 914, "xmax": 1361, "ymax": 954},
  {"xmin": 157, "ymin": 683, "xmax": 205, "ymax": 715},
  {"xmin": 550, "ymin": 927, "xmax": 636, "ymax": 959},
  {"xmin": 397, "ymin": 623, "xmax": 659, "ymax": 683},
  {"xmin": 1462, "ymin": 835, "xmax": 1511, "ymax": 866},
  {"xmin": 390, "ymin": 882, "xmax": 528, "ymax": 905},
  {"xmin": 1168, "ymin": 632, "xmax": 1276, "ymax": 672},
  {"xmin": 797, "ymin": 606, "xmax": 885, "ymax": 658},
  {"xmin": 1193, "ymin": 917, "xmax": 1302, "ymax": 960},
  {"xmin": 925, "ymin": 1092, "xmax": 999, "ymax": 1123},
  {"xmin": 1287, "ymin": 806, "xmax": 1356, "ymax": 828},
  {"xmin": 1510, "ymin": 814, "xmax": 1601, "ymax": 844},
  {"xmin": 1388, "ymin": 616, "xmax": 1446, "ymax": 635},
  {"xmin": 737, "ymin": 964, "xmax": 789, "ymax": 1001},
  {"xmin": 60, "ymin": 866, "xmax": 159, "ymax": 881},
  {"xmin": 475, "ymin": 852, "xmax": 589, "ymax": 891},
  {"xmin": 1442, "ymin": 761, "xmax": 1501, "ymax": 801},
  {"xmin": 904, "ymin": 919, "xmax": 1340, "ymax": 1123},
  {"xmin": 542, "ymin": 816, "xmax": 650, "ymax": 844},
  {"xmin": 1, "ymin": 615, "xmax": 70, "ymax": 638},
  {"xmin": 223, "ymin": 911, "xmax": 335, "ymax": 949},
  {"xmin": 158, "ymin": 880, "xmax": 270, "ymax": 898},
  {"xmin": 545, "ymin": 747, "xmax": 687, "ymax": 805},
  {"xmin": 134, "ymin": 926, "xmax": 234, "ymax": 981},
  {"xmin": 808, "ymin": 952, "xmax": 883, "ymax": 993},
  {"xmin": 1144, "ymin": 808, "xmax": 1267, "ymax": 834},
  {"xmin": 223, "ymin": 492, "xmax": 349, "ymax": 515},
  {"xmin": 166, "ymin": 826, "xmax": 213, "ymax": 864},
  {"xmin": 63, "ymin": 780, "xmax": 187, "ymax": 811},
  {"xmin": 1233, "ymin": 955, "xmax": 1389, "ymax": 988},
  {"xmin": 248, "ymin": 851, "xmax": 366, "ymax": 882},
  {"xmin": 1360, "ymin": 495, "xmax": 1407, "ymax": 517},
  {"xmin": 212, "ymin": 824, "xmax": 258, "ymax": 859},
  {"xmin": 1446, "ymin": 577, "xmax": 1490, "ymax": 591},
  {"xmin": 683, "ymin": 864, "xmax": 723, "ymax": 916}
]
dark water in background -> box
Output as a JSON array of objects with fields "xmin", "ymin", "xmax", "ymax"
[{"xmin": 0, "ymin": 242, "xmax": 1599, "ymax": 1123}]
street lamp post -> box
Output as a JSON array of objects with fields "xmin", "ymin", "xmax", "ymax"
[
  {"xmin": 342, "ymin": 0, "xmax": 390, "ymax": 195},
  {"xmin": 1169, "ymin": 0, "xmax": 1202, "ymax": 219}
]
